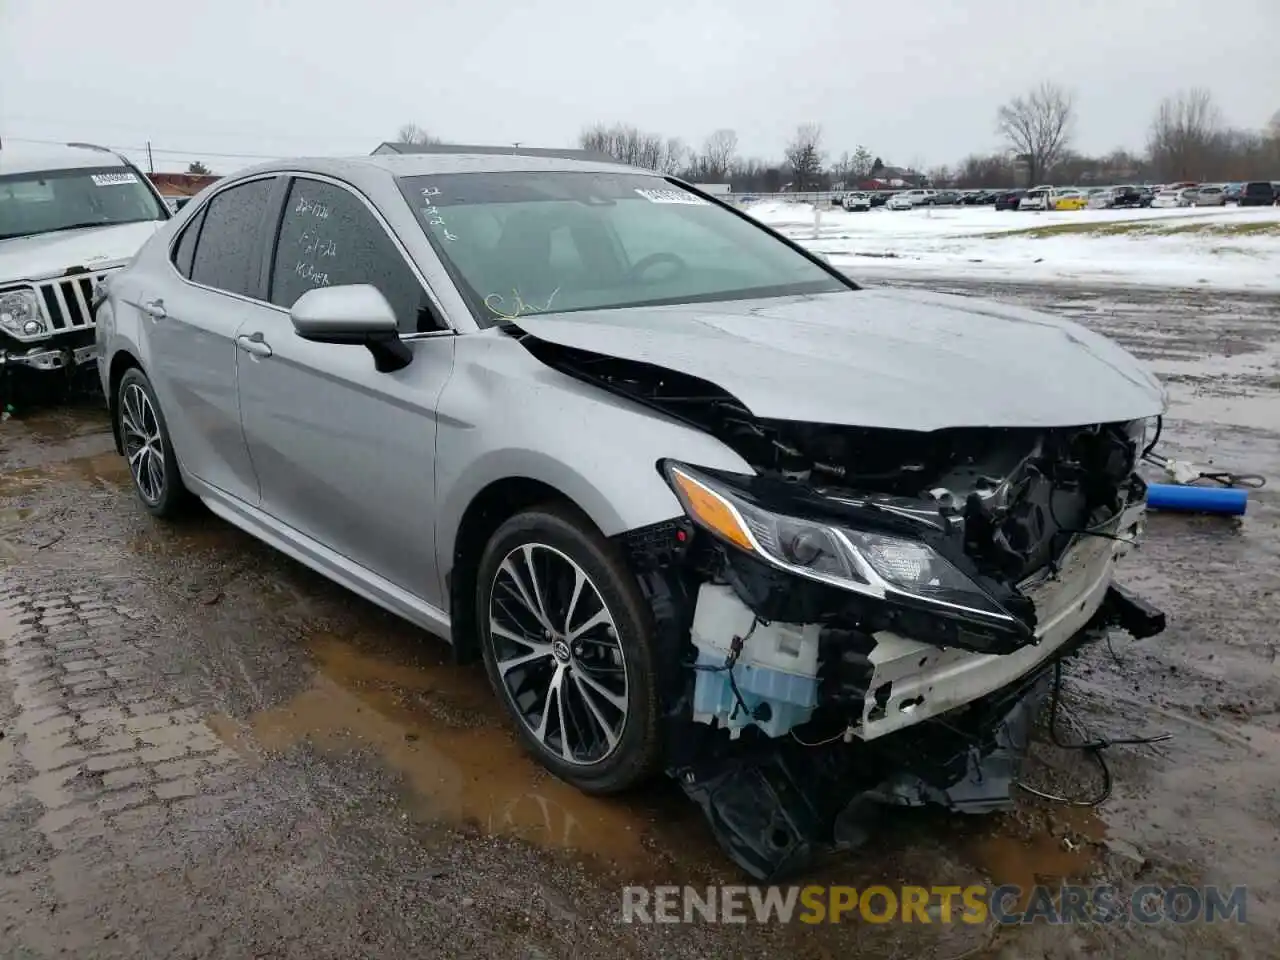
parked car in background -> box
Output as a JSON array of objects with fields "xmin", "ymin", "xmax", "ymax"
[
  {"xmin": 1191, "ymin": 185, "xmax": 1226, "ymax": 206},
  {"xmin": 885, "ymin": 192, "xmax": 914, "ymax": 210},
  {"xmin": 1222, "ymin": 183, "xmax": 1243, "ymax": 203},
  {"xmin": 868, "ymin": 192, "xmax": 890, "ymax": 208},
  {"xmin": 1110, "ymin": 186, "xmax": 1144, "ymax": 208},
  {"xmin": 94, "ymin": 148, "xmax": 1167, "ymax": 880},
  {"xmin": 1051, "ymin": 189, "xmax": 1088, "ymax": 211},
  {"xmin": 931, "ymin": 190, "xmax": 962, "ymax": 206},
  {"xmin": 1137, "ymin": 187, "xmax": 1155, "ymax": 207},
  {"xmin": 1, "ymin": 141, "xmax": 170, "ymax": 398},
  {"xmin": 1018, "ymin": 188, "xmax": 1051, "ymax": 211},
  {"xmin": 1150, "ymin": 188, "xmax": 1190, "ymax": 209},
  {"xmin": 994, "ymin": 189, "xmax": 1026, "ymax": 211},
  {"xmin": 1087, "ymin": 188, "xmax": 1116, "ymax": 209},
  {"xmin": 899, "ymin": 188, "xmax": 937, "ymax": 207},
  {"xmin": 842, "ymin": 191, "xmax": 872, "ymax": 212},
  {"xmin": 1239, "ymin": 181, "xmax": 1275, "ymax": 206}
]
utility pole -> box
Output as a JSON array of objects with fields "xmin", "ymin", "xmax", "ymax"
[{"xmin": 146, "ymin": 141, "xmax": 154, "ymax": 174}]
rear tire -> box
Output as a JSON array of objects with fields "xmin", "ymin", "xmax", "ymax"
[
  {"xmin": 116, "ymin": 367, "xmax": 191, "ymax": 518},
  {"xmin": 476, "ymin": 505, "xmax": 661, "ymax": 795}
]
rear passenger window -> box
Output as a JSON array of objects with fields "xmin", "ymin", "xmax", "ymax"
[
  {"xmin": 269, "ymin": 179, "xmax": 441, "ymax": 333},
  {"xmin": 171, "ymin": 206, "xmax": 206, "ymax": 279},
  {"xmin": 190, "ymin": 178, "xmax": 274, "ymax": 297}
]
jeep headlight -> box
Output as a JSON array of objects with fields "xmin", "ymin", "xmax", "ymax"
[
  {"xmin": 0, "ymin": 289, "xmax": 44, "ymax": 338},
  {"xmin": 663, "ymin": 463, "xmax": 1015, "ymax": 625}
]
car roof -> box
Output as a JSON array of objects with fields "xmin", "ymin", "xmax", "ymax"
[
  {"xmin": 226, "ymin": 152, "xmax": 648, "ymax": 190},
  {"xmin": 0, "ymin": 142, "xmax": 131, "ymax": 176}
]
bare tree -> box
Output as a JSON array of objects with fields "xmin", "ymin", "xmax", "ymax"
[
  {"xmin": 848, "ymin": 146, "xmax": 874, "ymax": 180},
  {"xmin": 1146, "ymin": 89, "xmax": 1223, "ymax": 181},
  {"xmin": 926, "ymin": 164, "xmax": 953, "ymax": 187},
  {"xmin": 995, "ymin": 82, "xmax": 1075, "ymax": 186},
  {"xmin": 784, "ymin": 124, "xmax": 824, "ymax": 192},
  {"xmin": 829, "ymin": 151, "xmax": 853, "ymax": 186},
  {"xmin": 662, "ymin": 137, "xmax": 688, "ymax": 175},
  {"xmin": 579, "ymin": 122, "xmax": 676, "ymax": 171},
  {"xmin": 1148, "ymin": 89, "xmax": 1222, "ymax": 177},
  {"xmin": 395, "ymin": 123, "xmax": 441, "ymax": 145},
  {"xmin": 698, "ymin": 129, "xmax": 738, "ymax": 182}
]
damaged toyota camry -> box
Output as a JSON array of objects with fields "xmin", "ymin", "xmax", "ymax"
[{"xmin": 95, "ymin": 149, "xmax": 1167, "ymax": 879}]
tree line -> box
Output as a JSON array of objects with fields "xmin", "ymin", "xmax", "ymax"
[{"xmin": 394, "ymin": 86, "xmax": 1279, "ymax": 192}]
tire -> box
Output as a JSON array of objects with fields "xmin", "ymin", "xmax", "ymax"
[
  {"xmin": 115, "ymin": 367, "xmax": 191, "ymax": 518},
  {"xmin": 476, "ymin": 504, "xmax": 660, "ymax": 794}
]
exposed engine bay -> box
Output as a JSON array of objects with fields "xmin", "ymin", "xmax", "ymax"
[{"xmin": 518, "ymin": 329, "xmax": 1168, "ymax": 880}]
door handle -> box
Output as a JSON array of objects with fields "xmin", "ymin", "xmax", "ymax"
[
  {"xmin": 141, "ymin": 298, "xmax": 166, "ymax": 319},
  {"xmin": 236, "ymin": 332, "xmax": 273, "ymax": 358}
]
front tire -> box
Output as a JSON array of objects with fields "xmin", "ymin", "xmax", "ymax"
[
  {"xmin": 116, "ymin": 367, "xmax": 190, "ymax": 518},
  {"xmin": 476, "ymin": 505, "xmax": 661, "ymax": 794}
]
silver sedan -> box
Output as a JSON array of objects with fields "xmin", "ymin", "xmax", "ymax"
[{"xmin": 95, "ymin": 149, "xmax": 1167, "ymax": 877}]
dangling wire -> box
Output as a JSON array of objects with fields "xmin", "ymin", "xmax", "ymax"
[
  {"xmin": 1015, "ymin": 659, "xmax": 1172, "ymax": 807},
  {"xmin": 1141, "ymin": 413, "xmax": 1266, "ymax": 488}
]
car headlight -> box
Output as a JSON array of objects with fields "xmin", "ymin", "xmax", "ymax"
[
  {"xmin": 0, "ymin": 289, "xmax": 45, "ymax": 338},
  {"xmin": 663, "ymin": 462, "xmax": 1016, "ymax": 625}
]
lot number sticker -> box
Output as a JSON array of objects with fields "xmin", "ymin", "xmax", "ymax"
[
  {"xmin": 634, "ymin": 188, "xmax": 707, "ymax": 205},
  {"xmin": 91, "ymin": 172, "xmax": 140, "ymax": 187}
]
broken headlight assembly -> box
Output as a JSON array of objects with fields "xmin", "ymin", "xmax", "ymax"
[{"xmin": 663, "ymin": 462, "xmax": 1019, "ymax": 629}]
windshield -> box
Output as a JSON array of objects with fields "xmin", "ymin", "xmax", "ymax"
[
  {"xmin": 0, "ymin": 165, "xmax": 167, "ymax": 241},
  {"xmin": 398, "ymin": 172, "xmax": 848, "ymax": 324}
]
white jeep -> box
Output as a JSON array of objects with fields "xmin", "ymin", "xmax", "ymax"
[{"xmin": 0, "ymin": 142, "xmax": 171, "ymax": 400}]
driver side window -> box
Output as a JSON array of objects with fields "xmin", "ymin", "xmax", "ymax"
[{"xmin": 269, "ymin": 179, "xmax": 444, "ymax": 334}]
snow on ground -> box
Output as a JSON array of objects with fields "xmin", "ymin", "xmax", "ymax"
[{"xmin": 744, "ymin": 201, "xmax": 1280, "ymax": 292}]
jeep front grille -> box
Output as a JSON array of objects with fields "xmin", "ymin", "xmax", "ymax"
[{"xmin": 36, "ymin": 270, "xmax": 116, "ymax": 332}]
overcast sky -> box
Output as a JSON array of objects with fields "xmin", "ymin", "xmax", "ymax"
[{"xmin": 2, "ymin": 0, "xmax": 1277, "ymax": 174}]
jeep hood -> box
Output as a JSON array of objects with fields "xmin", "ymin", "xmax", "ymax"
[
  {"xmin": 0, "ymin": 221, "xmax": 163, "ymax": 284},
  {"xmin": 513, "ymin": 289, "xmax": 1166, "ymax": 431}
]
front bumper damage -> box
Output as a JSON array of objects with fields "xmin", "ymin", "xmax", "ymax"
[
  {"xmin": 620, "ymin": 486, "xmax": 1166, "ymax": 881},
  {"xmin": 670, "ymin": 585, "xmax": 1163, "ymax": 881}
]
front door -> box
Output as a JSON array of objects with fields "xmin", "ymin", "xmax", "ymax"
[
  {"xmin": 145, "ymin": 177, "xmax": 278, "ymax": 503},
  {"xmin": 234, "ymin": 176, "xmax": 455, "ymax": 605}
]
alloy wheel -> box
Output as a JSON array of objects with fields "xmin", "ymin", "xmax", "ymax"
[
  {"xmin": 488, "ymin": 543, "xmax": 629, "ymax": 766},
  {"xmin": 120, "ymin": 383, "xmax": 165, "ymax": 505}
]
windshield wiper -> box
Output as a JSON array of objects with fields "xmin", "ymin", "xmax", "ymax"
[
  {"xmin": 0, "ymin": 218, "xmax": 157, "ymax": 241},
  {"xmin": 37, "ymin": 221, "xmax": 115, "ymax": 235}
]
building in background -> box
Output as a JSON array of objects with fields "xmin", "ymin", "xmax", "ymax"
[{"xmin": 147, "ymin": 172, "xmax": 219, "ymax": 200}]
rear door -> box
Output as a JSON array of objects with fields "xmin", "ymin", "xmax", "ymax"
[
  {"xmin": 234, "ymin": 175, "xmax": 456, "ymax": 605},
  {"xmin": 146, "ymin": 176, "xmax": 280, "ymax": 503}
]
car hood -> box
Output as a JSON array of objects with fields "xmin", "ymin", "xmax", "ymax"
[
  {"xmin": 0, "ymin": 221, "xmax": 163, "ymax": 284},
  {"xmin": 514, "ymin": 289, "xmax": 1166, "ymax": 431}
]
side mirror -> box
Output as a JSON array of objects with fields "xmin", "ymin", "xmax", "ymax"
[{"xmin": 290, "ymin": 284, "xmax": 411, "ymax": 373}]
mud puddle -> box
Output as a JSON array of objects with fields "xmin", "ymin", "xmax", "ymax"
[
  {"xmin": 0, "ymin": 450, "xmax": 129, "ymax": 497},
  {"xmin": 209, "ymin": 627, "xmax": 728, "ymax": 882},
  {"xmin": 204, "ymin": 617, "xmax": 1124, "ymax": 899}
]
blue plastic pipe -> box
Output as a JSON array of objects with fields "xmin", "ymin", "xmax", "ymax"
[{"xmin": 1147, "ymin": 483, "xmax": 1248, "ymax": 516}]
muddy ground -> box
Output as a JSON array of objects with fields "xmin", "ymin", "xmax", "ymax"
[{"xmin": 1, "ymin": 280, "xmax": 1277, "ymax": 959}]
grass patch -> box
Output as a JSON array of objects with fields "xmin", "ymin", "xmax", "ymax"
[{"xmin": 982, "ymin": 218, "xmax": 1280, "ymax": 240}]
